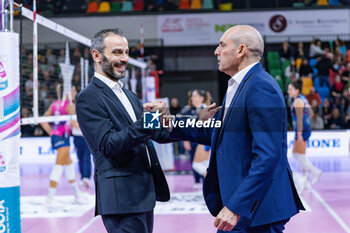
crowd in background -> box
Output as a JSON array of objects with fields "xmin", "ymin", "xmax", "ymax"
[
  {"xmin": 16, "ymin": 0, "xmax": 350, "ymax": 16},
  {"xmin": 274, "ymin": 39, "xmax": 350, "ymax": 130}
]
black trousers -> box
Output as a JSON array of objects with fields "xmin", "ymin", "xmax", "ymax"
[{"xmin": 101, "ymin": 211, "xmax": 154, "ymax": 233}]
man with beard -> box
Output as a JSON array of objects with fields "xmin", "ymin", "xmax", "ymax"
[{"xmin": 75, "ymin": 28, "xmax": 170, "ymax": 233}]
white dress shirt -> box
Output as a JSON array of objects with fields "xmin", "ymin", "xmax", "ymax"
[
  {"xmin": 223, "ymin": 62, "xmax": 258, "ymax": 121},
  {"xmin": 95, "ymin": 72, "xmax": 151, "ymax": 165},
  {"xmin": 95, "ymin": 72, "xmax": 137, "ymax": 122}
]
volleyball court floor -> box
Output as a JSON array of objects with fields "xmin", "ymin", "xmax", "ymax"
[{"xmin": 21, "ymin": 170, "xmax": 350, "ymax": 233}]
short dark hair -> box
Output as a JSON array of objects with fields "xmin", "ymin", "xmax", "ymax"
[{"xmin": 90, "ymin": 28, "xmax": 125, "ymax": 54}]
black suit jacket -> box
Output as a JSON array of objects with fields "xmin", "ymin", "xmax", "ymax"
[{"xmin": 76, "ymin": 76, "xmax": 170, "ymax": 215}]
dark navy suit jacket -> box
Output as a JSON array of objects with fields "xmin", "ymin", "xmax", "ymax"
[
  {"xmin": 171, "ymin": 63, "xmax": 304, "ymax": 229},
  {"xmin": 76, "ymin": 76, "xmax": 169, "ymax": 216}
]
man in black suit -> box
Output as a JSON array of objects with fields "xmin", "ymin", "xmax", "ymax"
[{"xmin": 76, "ymin": 28, "xmax": 169, "ymax": 233}]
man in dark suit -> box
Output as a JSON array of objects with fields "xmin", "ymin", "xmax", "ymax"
[
  {"xmin": 75, "ymin": 28, "xmax": 170, "ymax": 233},
  {"xmin": 155, "ymin": 25, "xmax": 304, "ymax": 232}
]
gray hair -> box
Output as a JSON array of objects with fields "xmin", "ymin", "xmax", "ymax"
[
  {"xmin": 90, "ymin": 28, "xmax": 125, "ymax": 54},
  {"xmin": 230, "ymin": 26, "xmax": 264, "ymax": 59}
]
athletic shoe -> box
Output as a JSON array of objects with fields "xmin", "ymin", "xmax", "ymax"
[
  {"xmin": 311, "ymin": 169, "xmax": 322, "ymax": 185},
  {"xmin": 193, "ymin": 183, "xmax": 202, "ymax": 190},
  {"xmin": 82, "ymin": 178, "xmax": 90, "ymax": 189}
]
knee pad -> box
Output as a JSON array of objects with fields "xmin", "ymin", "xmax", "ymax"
[
  {"xmin": 49, "ymin": 164, "xmax": 63, "ymax": 183},
  {"xmin": 65, "ymin": 163, "xmax": 76, "ymax": 181}
]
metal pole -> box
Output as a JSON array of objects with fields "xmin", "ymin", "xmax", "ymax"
[
  {"xmin": 33, "ymin": 0, "xmax": 39, "ymax": 122},
  {"xmin": 80, "ymin": 57, "xmax": 84, "ymax": 89},
  {"xmin": 10, "ymin": 0, "xmax": 13, "ymax": 32},
  {"xmin": 1, "ymin": 0, "xmax": 4, "ymax": 31},
  {"xmin": 84, "ymin": 59, "xmax": 88, "ymax": 87}
]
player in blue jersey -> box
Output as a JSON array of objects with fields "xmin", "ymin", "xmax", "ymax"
[{"xmin": 288, "ymin": 79, "xmax": 322, "ymax": 193}]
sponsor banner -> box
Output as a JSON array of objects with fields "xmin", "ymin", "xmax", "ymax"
[
  {"xmin": 20, "ymin": 137, "xmax": 78, "ymax": 164},
  {"xmin": 157, "ymin": 9, "xmax": 350, "ymax": 46},
  {"xmin": 287, "ymin": 131, "xmax": 350, "ymax": 157},
  {"xmin": 0, "ymin": 186, "xmax": 21, "ymax": 233}
]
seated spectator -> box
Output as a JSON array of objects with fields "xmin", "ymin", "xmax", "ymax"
[
  {"xmin": 322, "ymin": 98, "xmax": 333, "ymax": 126},
  {"xmin": 295, "ymin": 41, "xmax": 307, "ymax": 58},
  {"xmin": 58, "ymin": 49, "xmax": 65, "ymax": 63},
  {"xmin": 310, "ymin": 38, "xmax": 326, "ymax": 58},
  {"xmin": 285, "ymin": 59, "xmax": 299, "ymax": 79},
  {"xmin": 46, "ymin": 48, "xmax": 57, "ymax": 65},
  {"xmin": 331, "ymin": 75, "xmax": 344, "ymax": 101},
  {"xmin": 279, "ymin": 41, "xmax": 294, "ymax": 61},
  {"xmin": 334, "ymin": 38, "xmax": 347, "ymax": 56},
  {"xmin": 310, "ymin": 102, "xmax": 324, "ymax": 130},
  {"xmin": 334, "ymin": 46, "xmax": 346, "ymax": 69},
  {"xmin": 340, "ymin": 62, "xmax": 350, "ymax": 86},
  {"xmin": 39, "ymin": 55, "xmax": 49, "ymax": 73},
  {"xmin": 170, "ymin": 97, "xmax": 181, "ymax": 116},
  {"xmin": 299, "ymin": 58, "xmax": 313, "ymax": 78},
  {"xmin": 316, "ymin": 53, "xmax": 337, "ymax": 88},
  {"xmin": 307, "ymin": 87, "xmax": 322, "ymax": 106},
  {"xmin": 326, "ymin": 108, "xmax": 344, "ymax": 129},
  {"xmin": 337, "ymin": 88, "xmax": 350, "ymax": 115}
]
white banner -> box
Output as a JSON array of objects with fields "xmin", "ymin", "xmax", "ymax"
[
  {"xmin": 158, "ymin": 9, "xmax": 350, "ymax": 46},
  {"xmin": 287, "ymin": 131, "xmax": 350, "ymax": 157},
  {"xmin": 20, "ymin": 137, "xmax": 78, "ymax": 164}
]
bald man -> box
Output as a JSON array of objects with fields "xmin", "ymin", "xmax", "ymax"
[{"xmin": 162, "ymin": 25, "xmax": 305, "ymax": 232}]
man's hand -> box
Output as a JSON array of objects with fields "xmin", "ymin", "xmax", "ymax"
[
  {"xmin": 199, "ymin": 103, "xmax": 222, "ymax": 121},
  {"xmin": 214, "ymin": 207, "xmax": 240, "ymax": 232},
  {"xmin": 143, "ymin": 101, "xmax": 173, "ymax": 128}
]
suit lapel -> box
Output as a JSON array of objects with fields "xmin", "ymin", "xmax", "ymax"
[
  {"xmin": 218, "ymin": 63, "xmax": 262, "ymax": 139},
  {"xmin": 123, "ymin": 88, "xmax": 142, "ymax": 120},
  {"xmin": 93, "ymin": 77, "xmax": 134, "ymax": 124}
]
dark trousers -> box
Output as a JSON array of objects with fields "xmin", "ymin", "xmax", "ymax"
[
  {"xmin": 73, "ymin": 136, "xmax": 91, "ymax": 179},
  {"xmin": 101, "ymin": 211, "xmax": 154, "ymax": 233},
  {"xmin": 228, "ymin": 218, "xmax": 290, "ymax": 233},
  {"xmin": 318, "ymin": 75, "xmax": 331, "ymax": 88}
]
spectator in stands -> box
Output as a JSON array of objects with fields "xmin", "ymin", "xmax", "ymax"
[
  {"xmin": 310, "ymin": 100, "xmax": 324, "ymax": 130},
  {"xmin": 46, "ymin": 48, "xmax": 57, "ymax": 65},
  {"xmin": 334, "ymin": 46, "xmax": 346, "ymax": 69},
  {"xmin": 331, "ymin": 75, "xmax": 344, "ymax": 101},
  {"xmin": 295, "ymin": 41, "xmax": 306, "ymax": 58},
  {"xmin": 58, "ymin": 49, "xmax": 65, "ymax": 63},
  {"xmin": 326, "ymin": 108, "xmax": 344, "ymax": 129},
  {"xmin": 39, "ymin": 55, "xmax": 49, "ymax": 73},
  {"xmin": 310, "ymin": 38, "xmax": 325, "ymax": 58},
  {"xmin": 344, "ymin": 84, "xmax": 350, "ymax": 128},
  {"xmin": 285, "ymin": 58, "xmax": 299, "ymax": 80},
  {"xmin": 73, "ymin": 47, "xmax": 82, "ymax": 65},
  {"xmin": 340, "ymin": 62, "xmax": 350, "ymax": 86},
  {"xmin": 322, "ymin": 98, "xmax": 333, "ymax": 126},
  {"xmin": 316, "ymin": 53, "xmax": 337, "ymax": 88},
  {"xmin": 170, "ymin": 97, "xmax": 181, "ymax": 116},
  {"xmin": 337, "ymin": 88, "xmax": 350, "ymax": 115},
  {"xmin": 334, "ymin": 39, "xmax": 347, "ymax": 56},
  {"xmin": 279, "ymin": 41, "xmax": 294, "ymax": 61},
  {"xmin": 299, "ymin": 58, "xmax": 313, "ymax": 78},
  {"xmin": 307, "ymin": 87, "xmax": 322, "ymax": 106}
]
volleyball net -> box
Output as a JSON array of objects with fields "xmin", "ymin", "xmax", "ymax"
[{"xmin": 16, "ymin": 4, "xmax": 148, "ymax": 126}]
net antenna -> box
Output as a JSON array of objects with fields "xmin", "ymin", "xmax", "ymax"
[
  {"xmin": 60, "ymin": 42, "xmax": 74, "ymax": 105},
  {"xmin": 19, "ymin": 2, "xmax": 148, "ymax": 125}
]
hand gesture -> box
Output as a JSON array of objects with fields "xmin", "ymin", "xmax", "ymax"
[{"xmin": 199, "ymin": 103, "xmax": 222, "ymax": 121}]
